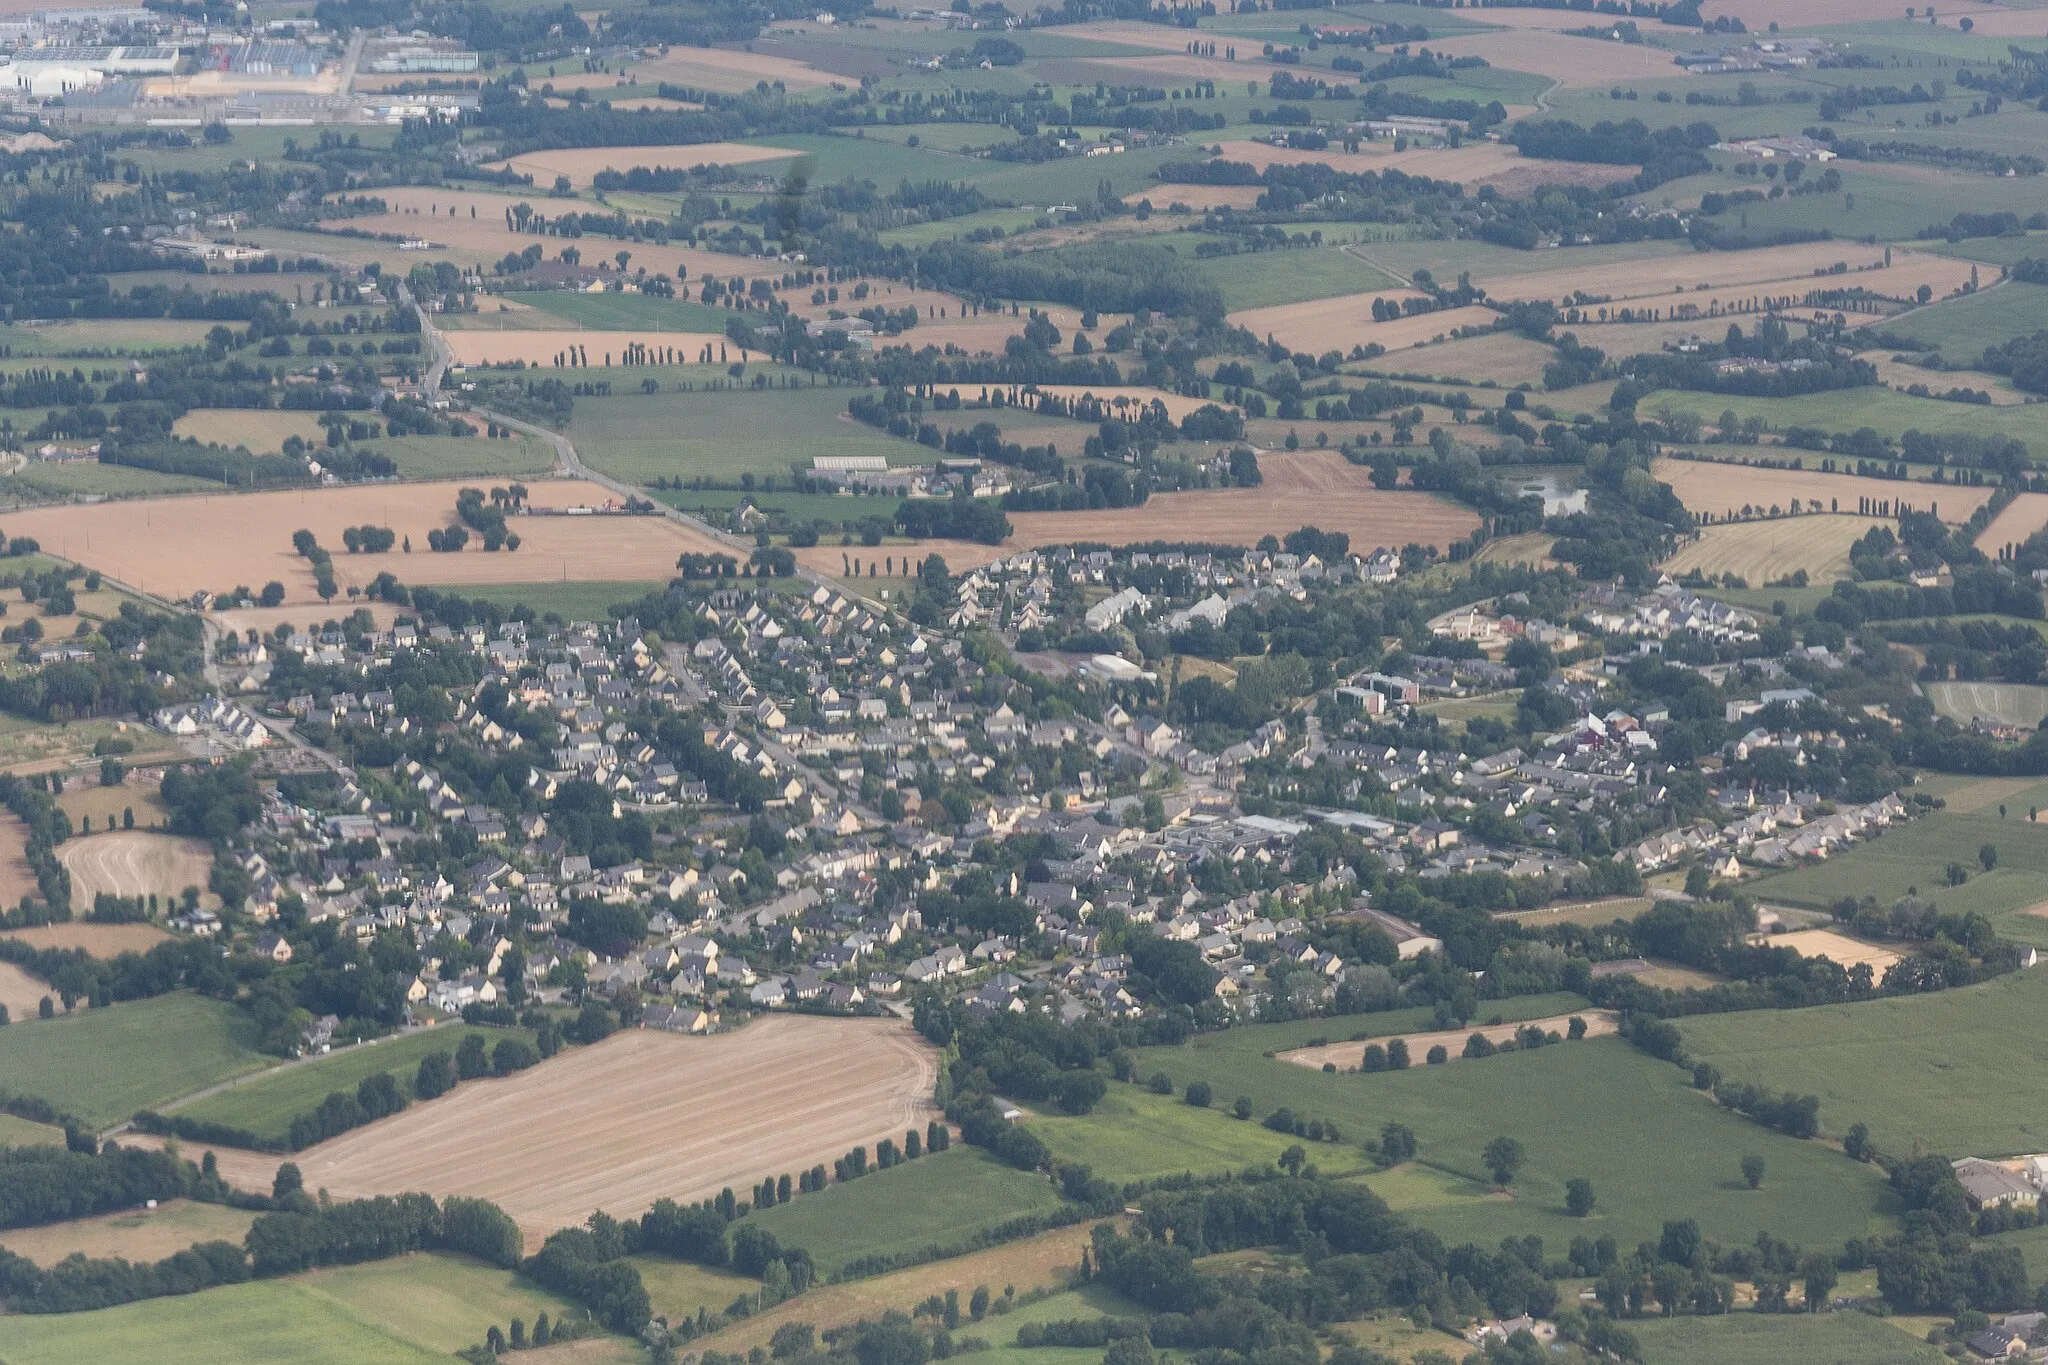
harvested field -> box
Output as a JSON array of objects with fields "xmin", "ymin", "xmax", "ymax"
[
  {"xmin": 0, "ymin": 478, "xmax": 735, "ymax": 606},
  {"xmin": 59, "ymin": 832, "xmax": 211, "ymax": 904},
  {"xmin": 1755, "ymin": 929, "xmax": 1902, "ymax": 974},
  {"xmin": 1232, "ymin": 294, "xmax": 1499, "ymax": 356},
  {"xmin": 1480, "ymin": 242, "xmax": 1957, "ymax": 308},
  {"xmin": 487, "ymin": 142, "xmax": 800, "ymax": 188},
  {"xmin": 1209, "ymin": 139, "xmax": 1630, "ymax": 193},
  {"xmin": 1277, "ymin": 1011, "xmax": 1618, "ymax": 1071},
  {"xmin": 1141, "ymin": 182, "xmax": 1265, "ymax": 212},
  {"xmin": 443, "ymin": 329, "xmax": 729, "ymax": 367},
  {"xmin": 1650, "ymin": 457, "xmax": 1994, "ymax": 525},
  {"xmin": 1925, "ymin": 681, "xmax": 2048, "ymax": 730},
  {"xmin": 617, "ymin": 45, "xmax": 837, "ymax": 92},
  {"xmin": 164, "ymin": 1016, "xmax": 935, "ymax": 1241},
  {"xmin": 1367, "ymin": 329, "xmax": 1556, "ymax": 386},
  {"xmin": 56, "ymin": 779, "xmax": 167, "ymax": 834},
  {"xmin": 0, "ymin": 1198, "xmax": 256, "ymax": 1267},
  {"xmin": 1975, "ymin": 491, "xmax": 2048, "ymax": 555},
  {"xmin": 171, "ymin": 409, "xmax": 327, "ymax": 452},
  {"xmin": 1661, "ymin": 514, "xmax": 1891, "ymax": 586},
  {"xmin": 1424, "ymin": 28, "xmax": 1686, "ymax": 86},
  {"xmin": 0, "ymin": 960, "xmax": 50, "ymax": 1023},
  {"xmin": 0, "ymin": 815, "xmax": 36, "ymax": 906},
  {"xmin": 0, "ymin": 922, "xmax": 170, "ymax": 956}
]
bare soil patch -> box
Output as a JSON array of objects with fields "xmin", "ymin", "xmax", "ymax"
[
  {"xmin": 444, "ymin": 329, "xmax": 729, "ymax": 367},
  {"xmin": 488, "ymin": 143, "xmax": 799, "ymax": 189},
  {"xmin": 1278, "ymin": 1011, "xmax": 1618, "ymax": 1071},
  {"xmin": 0, "ymin": 922, "xmax": 171, "ymax": 956},
  {"xmin": 1757, "ymin": 929, "xmax": 1901, "ymax": 973},
  {"xmin": 1975, "ymin": 492, "xmax": 2048, "ymax": 555},
  {"xmin": 0, "ymin": 478, "xmax": 734, "ymax": 606},
  {"xmin": 152, "ymin": 1016, "xmax": 936, "ymax": 1242},
  {"xmin": 1650, "ymin": 457, "xmax": 1994, "ymax": 526},
  {"xmin": 59, "ymin": 832, "xmax": 211, "ymax": 905}
]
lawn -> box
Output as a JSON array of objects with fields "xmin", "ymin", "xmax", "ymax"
[
  {"xmin": 447, "ymin": 581, "xmax": 668, "ymax": 620},
  {"xmin": 1744, "ymin": 805, "xmax": 2048, "ymax": 947},
  {"xmin": 1884, "ymin": 280, "xmax": 2048, "ymax": 355},
  {"xmin": 1630, "ymin": 1310, "xmax": 1946, "ymax": 1365},
  {"xmin": 570, "ymin": 382, "xmax": 914, "ymax": 484},
  {"xmin": 1031, "ymin": 1084, "xmax": 1322, "ymax": 1185},
  {"xmin": 1124, "ymin": 1034, "xmax": 1895, "ymax": 1253},
  {"xmin": 378, "ymin": 434, "xmax": 556, "ymax": 480},
  {"xmin": 750, "ymin": 1146, "xmax": 1068, "ymax": 1276},
  {"xmin": 1184, "ymin": 245, "xmax": 1404, "ymax": 312},
  {"xmin": 1678, "ymin": 970, "xmax": 2048, "ymax": 1161},
  {"xmin": 505, "ymin": 290, "xmax": 741, "ymax": 333},
  {"xmin": 0, "ymin": 992, "xmax": 269, "ymax": 1129},
  {"xmin": 172, "ymin": 1023, "xmax": 531, "ymax": 1143},
  {"xmin": 1638, "ymin": 386, "xmax": 2048, "ymax": 452}
]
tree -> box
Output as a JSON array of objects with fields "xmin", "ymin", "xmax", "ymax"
[
  {"xmin": 1981, "ymin": 843, "xmax": 1999, "ymax": 871},
  {"xmin": 1566, "ymin": 1178, "xmax": 1596, "ymax": 1217},
  {"xmin": 1483, "ymin": 1136, "xmax": 1525, "ymax": 1187},
  {"xmin": 1184, "ymin": 1080, "xmax": 1212, "ymax": 1107},
  {"xmin": 1233, "ymin": 1096, "xmax": 1253, "ymax": 1120},
  {"xmin": 456, "ymin": 1032, "xmax": 489, "ymax": 1080},
  {"xmin": 273, "ymin": 1161, "xmax": 304, "ymax": 1201},
  {"xmin": 1741, "ymin": 1154, "xmax": 1766, "ymax": 1190},
  {"xmin": 1374, "ymin": 1121, "xmax": 1417, "ymax": 1167},
  {"xmin": 1843, "ymin": 1121, "xmax": 1873, "ymax": 1162},
  {"xmin": 1800, "ymin": 1252, "xmax": 1838, "ymax": 1311},
  {"xmin": 1279, "ymin": 1144, "xmax": 1306, "ymax": 1176}
]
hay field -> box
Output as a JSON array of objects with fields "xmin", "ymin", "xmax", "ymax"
[
  {"xmin": 0, "ymin": 1199, "xmax": 256, "ymax": 1266},
  {"xmin": 1210, "ymin": 138, "xmax": 1630, "ymax": 192},
  {"xmin": 174, "ymin": 1016, "xmax": 935, "ymax": 1240},
  {"xmin": 1472, "ymin": 530, "xmax": 1558, "ymax": 569},
  {"xmin": 617, "ymin": 45, "xmax": 837, "ymax": 91},
  {"xmin": 1423, "ymin": 28, "xmax": 1686, "ymax": 85},
  {"xmin": 1975, "ymin": 492, "xmax": 2048, "ymax": 554},
  {"xmin": 444, "ymin": 329, "xmax": 730, "ymax": 367},
  {"xmin": 1661, "ymin": 514, "xmax": 1890, "ymax": 585},
  {"xmin": 0, "ymin": 922, "xmax": 170, "ymax": 956},
  {"xmin": 0, "ymin": 478, "xmax": 736, "ymax": 606},
  {"xmin": 1373, "ymin": 329, "xmax": 1556, "ymax": 385},
  {"xmin": 1763, "ymin": 929, "xmax": 1903, "ymax": 973},
  {"xmin": 59, "ymin": 833, "xmax": 211, "ymax": 904},
  {"xmin": 1650, "ymin": 457, "xmax": 1995, "ymax": 525},
  {"xmin": 0, "ymin": 318, "xmax": 219, "ymax": 354},
  {"xmin": 1142, "ymin": 182, "xmax": 1265, "ymax": 212},
  {"xmin": 1925, "ymin": 681, "xmax": 2048, "ymax": 729},
  {"xmin": 1871, "ymin": 358, "xmax": 2023, "ymax": 404},
  {"xmin": 0, "ymin": 960, "xmax": 50, "ymax": 1023},
  {"xmin": 488, "ymin": 142, "xmax": 800, "ymax": 188},
  {"xmin": 170, "ymin": 409, "xmax": 326, "ymax": 453},
  {"xmin": 1277, "ymin": 1011, "xmax": 1618, "ymax": 1071},
  {"xmin": 1480, "ymin": 242, "xmax": 1955, "ymax": 307},
  {"xmin": 1232, "ymin": 295, "xmax": 1499, "ymax": 355}
]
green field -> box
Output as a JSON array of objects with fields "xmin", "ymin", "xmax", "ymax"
[
  {"xmin": 0, "ymin": 1252, "xmax": 590, "ymax": 1365},
  {"xmin": 1630, "ymin": 1310, "xmax": 1946, "ymax": 1365},
  {"xmin": 750, "ymin": 1146, "xmax": 1068, "ymax": 1276},
  {"xmin": 0, "ymin": 319, "xmax": 219, "ymax": 356},
  {"xmin": 1884, "ymin": 280, "xmax": 2048, "ymax": 355},
  {"xmin": 379, "ymin": 433, "xmax": 556, "ymax": 480},
  {"xmin": 570, "ymin": 383, "xmax": 913, "ymax": 484},
  {"xmin": 0, "ymin": 993, "xmax": 270, "ymax": 1129},
  {"xmin": 1746, "ymin": 804, "xmax": 2048, "ymax": 947},
  {"xmin": 1679, "ymin": 970, "xmax": 2048, "ymax": 1160},
  {"xmin": 1927, "ymin": 232, "xmax": 2048, "ymax": 268},
  {"xmin": 632, "ymin": 1253, "xmax": 763, "ymax": 1321},
  {"xmin": 1639, "ymin": 386, "xmax": 2048, "ymax": 452},
  {"xmin": 1124, "ymin": 1033, "xmax": 1894, "ymax": 1252},
  {"xmin": 505, "ymin": 290, "xmax": 742, "ymax": 333},
  {"xmin": 1032, "ymin": 1084, "xmax": 1320, "ymax": 1184},
  {"xmin": 658, "ymin": 486, "xmax": 905, "ymax": 528},
  {"xmin": 172, "ymin": 1023, "xmax": 531, "ymax": 1143},
  {"xmin": 0, "ymin": 461, "xmax": 220, "ymax": 500},
  {"xmin": 1181, "ymin": 244, "xmax": 1404, "ymax": 312},
  {"xmin": 0, "ymin": 1111, "xmax": 64, "ymax": 1147},
  {"xmin": 448, "ymin": 580, "xmax": 667, "ymax": 619}
]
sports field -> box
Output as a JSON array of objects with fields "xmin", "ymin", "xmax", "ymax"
[
  {"xmin": 1680, "ymin": 970, "xmax": 2048, "ymax": 1160},
  {"xmin": 1662, "ymin": 514, "xmax": 1890, "ymax": 586},
  {"xmin": 0, "ymin": 991, "xmax": 269, "ymax": 1128}
]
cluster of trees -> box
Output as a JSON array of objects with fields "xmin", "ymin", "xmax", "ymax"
[
  {"xmin": 894, "ymin": 498, "xmax": 1011, "ymax": 546},
  {"xmin": 290, "ymin": 528, "xmax": 339, "ymax": 601},
  {"xmin": 340, "ymin": 525, "xmax": 396, "ymax": 554},
  {"xmin": 0, "ymin": 772, "xmax": 71, "ymax": 914}
]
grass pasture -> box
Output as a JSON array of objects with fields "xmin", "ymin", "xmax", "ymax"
[
  {"xmin": 377, "ymin": 433, "xmax": 557, "ymax": 480},
  {"xmin": 1030, "ymin": 1084, "xmax": 1323, "ymax": 1185},
  {"xmin": 570, "ymin": 383, "xmax": 914, "ymax": 485},
  {"xmin": 1187, "ymin": 246, "xmax": 1404, "ymax": 312},
  {"xmin": 1124, "ymin": 1032, "xmax": 1893, "ymax": 1252},
  {"xmin": 1882, "ymin": 280, "xmax": 2048, "ymax": 355},
  {"xmin": 1661, "ymin": 514, "xmax": 1889, "ymax": 588},
  {"xmin": 449, "ymin": 581, "xmax": 667, "ymax": 620},
  {"xmin": 750, "ymin": 1147, "xmax": 1067, "ymax": 1276},
  {"xmin": 171, "ymin": 1023, "xmax": 532, "ymax": 1143},
  {"xmin": 1679, "ymin": 970, "xmax": 2048, "ymax": 1160},
  {"xmin": 0, "ymin": 460, "xmax": 222, "ymax": 500},
  {"xmin": 0, "ymin": 1198, "xmax": 256, "ymax": 1266},
  {"xmin": 0, "ymin": 991, "xmax": 269, "ymax": 1128},
  {"xmin": 501, "ymin": 290, "xmax": 742, "ymax": 334},
  {"xmin": 1647, "ymin": 389, "xmax": 2048, "ymax": 457},
  {"xmin": 1363, "ymin": 329, "xmax": 1556, "ymax": 387},
  {"xmin": 1629, "ymin": 1310, "xmax": 1947, "ymax": 1365},
  {"xmin": 0, "ymin": 318, "xmax": 217, "ymax": 356},
  {"xmin": 0, "ymin": 1111, "xmax": 63, "ymax": 1147}
]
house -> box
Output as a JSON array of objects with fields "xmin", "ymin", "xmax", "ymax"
[
  {"xmin": 1956, "ymin": 1158, "xmax": 2040, "ymax": 1210},
  {"xmin": 254, "ymin": 932, "xmax": 293, "ymax": 963}
]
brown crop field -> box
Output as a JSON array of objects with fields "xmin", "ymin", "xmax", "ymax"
[
  {"xmin": 1368, "ymin": 330, "xmax": 1557, "ymax": 386},
  {"xmin": 1209, "ymin": 139, "xmax": 1630, "ymax": 193},
  {"xmin": 153, "ymin": 1016, "xmax": 937, "ymax": 1242},
  {"xmin": 170, "ymin": 409, "xmax": 327, "ymax": 454},
  {"xmin": 59, "ymin": 833, "xmax": 212, "ymax": 904},
  {"xmin": 1141, "ymin": 182, "xmax": 1265, "ymax": 212},
  {"xmin": 1650, "ymin": 457, "xmax": 1994, "ymax": 525},
  {"xmin": 0, "ymin": 477, "xmax": 736, "ymax": 605},
  {"xmin": 1232, "ymin": 295, "xmax": 1500, "ymax": 356},
  {"xmin": 1479, "ymin": 242, "xmax": 1960, "ymax": 308},
  {"xmin": 0, "ymin": 922, "xmax": 171, "ymax": 956},
  {"xmin": 1278, "ymin": 1011, "xmax": 1619, "ymax": 1071},
  {"xmin": 1662, "ymin": 514, "xmax": 1892, "ymax": 586},
  {"xmin": 1758, "ymin": 929, "xmax": 1902, "ymax": 974},
  {"xmin": 444, "ymin": 329, "xmax": 731, "ymax": 367},
  {"xmin": 0, "ymin": 816, "xmax": 38, "ymax": 907},
  {"xmin": 1975, "ymin": 491, "xmax": 2048, "ymax": 555},
  {"xmin": 617, "ymin": 46, "xmax": 837, "ymax": 92},
  {"xmin": 487, "ymin": 142, "xmax": 800, "ymax": 189},
  {"xmin": 1424, "ymin": 28, "xmax": 1689, "ymax": 86},
  {"xmin": 0, "ymin": 1199, "xmax": 256, "ymax": 1266}
]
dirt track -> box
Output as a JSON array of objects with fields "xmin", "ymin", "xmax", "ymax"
[
  {"xmin": 58, "ymin": 833, "xmax": 211, "ymax": 904},
  {"xmin": 139, "ymin": 1016, "xmax": 937, "ymax": 1241}
]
